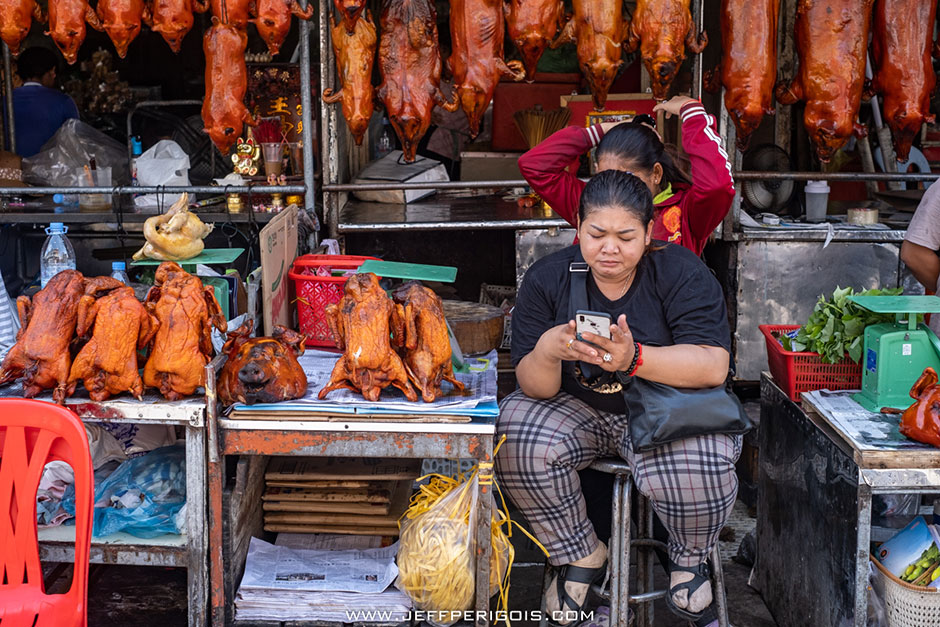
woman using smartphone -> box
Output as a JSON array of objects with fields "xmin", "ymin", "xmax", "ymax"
[{"xmin": 498, "ymin": 170, "xmax": 740, "ymax": 627}]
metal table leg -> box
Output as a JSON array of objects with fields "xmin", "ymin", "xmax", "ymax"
[
  {"xmin": 854, "ymin": 483, "xmax": 873, "ymax": 627},
  {"xmin": 186, "ymin": 423, "xmax": 208, "ymax": 626}
]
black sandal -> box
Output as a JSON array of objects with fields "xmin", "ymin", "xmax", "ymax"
[
  {"xmin": 550, "ymin": 559, "xmax": 608, "ymax": 623},
  {"xmin": 665, "ymin": 558, "xmax": 712, "ymax": 622}
]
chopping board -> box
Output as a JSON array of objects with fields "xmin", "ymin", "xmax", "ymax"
[{"xmin": 443, "ymin": 300, "xmax": 505, "ymax": 355}]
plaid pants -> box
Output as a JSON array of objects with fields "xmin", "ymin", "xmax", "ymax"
[{"xmin": 496, "ymin": 389, "xmax": 742, "ymax": 567}]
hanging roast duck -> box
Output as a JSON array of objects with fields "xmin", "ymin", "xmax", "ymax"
[
  {"xmin": 202, "ymin": 17, "xmax": 257, "ymax": 154},
  {"xmin": 504, "ymin": 0, "xmax": 564, "ymax": 82},
  {"xmin": 48, "ymin": 0, "xmax": 103, "ymax": 64},
  {"xmin": 776, "ymin": 0, "xmax": 873, "ymax": 163},
  {"xmin": 97, "ymin": 0, "xmax": 150, "ymax": 58},
  {"xmin": 151, "ymin": 0, "xmax": 208, "ymax": 52},
  {"xmin": 376, "ymin": 0, "xmax": 458, "ymax": 162},
  {"xmin": 322, "ymin": 6, "xmax": 376, "ymax": 145},
  {"xmin": 253, "ymin": 0, "xmax": 314, "ymax": 56},
  {"xmin": 0, "ymin": 0, "xmax": 45, "ymax": 56}
]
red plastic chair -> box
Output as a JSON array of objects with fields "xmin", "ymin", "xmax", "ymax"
[{"xmin": 0, "ymin": 399, "xmax": 93, "ymax": 627}]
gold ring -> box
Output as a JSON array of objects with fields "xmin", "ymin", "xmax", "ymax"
[{"xmin": 566, "ymin": 339, "xmax": 575, "ymax": 350}]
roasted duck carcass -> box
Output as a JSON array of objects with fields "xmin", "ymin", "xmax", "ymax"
[
  {"xmin": 143, "ymin": 262, "xmax": 226, "ymax": 400},
  {"xmin": 318, "ymin": 272, "xmax": 418, "ymax": 402},
  {"xmin": 376, "ymin": 0, "xmax": 458, "ymax": 162},
  {"xmin": 151, "ymin": 0, "xmax": 207, "ymax": 52},
  {"xmin": 253, "ymin": 0, "xmax": 314, "ymax": 56},
  {"xmin": 709, "ymin": 0, "xmax": 778, "ymax": 150},
  {"xmin": 322, "ymin": 8, "xmax": 376, "ymax": 145},
  {"xmin": 0, "ymin": 0, "xmax": 45, "ymax": 56},
  {"xmin": 776, "ymin": 0, "xmax": 873, "ymax": 162},
  {"xmin": 332, "ymin": 0, "xmax": 366, "ymax": 32},
  {"xmin": 554, "ymin": 0, "xmax": 629, "ymax": 110},
  {"xmin": 97, "ymin": 0, "xmax": 150, "ymax": 58},
  {"xmin": 68, "ymin": 285, "xmax": 159, "ymax": 401},
  {"xmin": 210, "ymin": 0, "xmax": 253, "ymax": 29},
  {"xmin": 448, "ymin": 0, "xmax": 524, "ymax": 137},
  {"xmin": 202, "ymin": 19, "xmax": 257, "ymax": 155},
  {"xmin": 133, "ymin": 194, "xmax": 213, "ymax": 261},
  {"xmin": 393, "ymin": 281, "xmax": 465, "ymax": 403},
  {"xmin": 870, "ymin": 0, "xmax": 937, "ymax": 162},
  {"xmin": 0, "ymin": 272, "xmax": 118, "ymax": 404},
  {"xmin": 504, "ymin": 0, "xmax": 564, "ymax": 81},
  {"xmin": 48, "ymin": 0, "xmax": 103, "ymax": 64},
  {"xmin": 218, "ymin": 320, "xmax": 308, "ymax": 405},
  {"xmin": 896, "ymin": 367, "xmax": 940, "ymax": 448},
  {"xmin": 624, "ymin": 0, "xmax": 707, "ymax": 102}
]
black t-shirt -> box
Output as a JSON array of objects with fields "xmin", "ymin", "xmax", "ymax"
[{"xmin": 510, "ymin": 242, "xmax": 732, "ymax": 414}]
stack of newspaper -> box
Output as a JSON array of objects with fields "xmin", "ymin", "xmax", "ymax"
[{"xmin": 234, "ymin": 534, "xmax": 412, "ymax": 622}]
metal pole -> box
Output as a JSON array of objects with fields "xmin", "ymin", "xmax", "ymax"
[
  {"xmin": 692, "ymin": 0, "xmax": 704, "ymax": 101},
  {"xmin": 299, "ymin": 0, "xmax": 318, "ymax": 239},
  {"xmin": 4, "ymin": 43, "xmax": 15, "ymax": 154},
  {"xmin": 319, "ymin": 0, "xmax": 337, "ymax": 238},
  {"xmin": 0, "ymin": 184, "xmax": 307, "ymax": 195}
]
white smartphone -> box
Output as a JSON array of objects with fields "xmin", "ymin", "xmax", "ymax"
[{"xmin": 575, "ymin": 310, "xmax": 612, "ymax": 342}]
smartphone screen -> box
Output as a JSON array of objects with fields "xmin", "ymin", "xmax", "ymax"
[{"xmin": 576, "ymin": 310, "xmax": 612, "ymax": 341}]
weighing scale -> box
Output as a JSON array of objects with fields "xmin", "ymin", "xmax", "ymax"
[{"xmin": 850, "ymin": 295, "xmax": 940, "ymax": 411}]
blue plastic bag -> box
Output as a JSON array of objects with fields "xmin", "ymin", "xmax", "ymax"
[{"xmin": 63, "ymin": 443, "xmax": 185, "ymax": 538}]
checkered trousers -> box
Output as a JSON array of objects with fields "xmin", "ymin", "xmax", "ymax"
[{"xmin": 496, "ymin": 389, "xmax": 742, "ymax": 567}]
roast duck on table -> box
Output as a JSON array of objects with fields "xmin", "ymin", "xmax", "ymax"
[
  {"xmin": 322, "ymin": 4, "xmax": 377, "ymax": 145},
  {"xmin": 776, "ymin": 0, "xmax": 873, "ymax": 162},
  {"xmin": 97, "ymin": 0, "xmax": 150, "ymax": 58},
  {"xmin": 143, "ymin": 262, "xmax": 227, "ymax": 400},
  {"xmin": 891, "ymin": 367, "xmax": 940, "ymax": 448},
  {"xmin": 504, "ymin": 0, "xmax": 564, "ymax": 82},
  {"xmin": 0, "ymin": 272, "xmax": 121, "ymax": 403},
  {"xmin": 48, "ymin": 0, "xmax": 103, "ymax": 64},
  {"xmin": 202, "ymin": 18, "xmax": 257, "ymax": 155},
  {"xmin": 708, "ymin": 0, "xmax": 778, "ymax": 150},
  {"xmin": 150, "ymin": 0, "xmax": 207, "ymax": 52},
  {"xmin": 393, "ymin": 281, "xmax": 465, "ymax": 403},
  {"xmin": 448, "ymin": 0, "xmax": 524, "ymax": 137},
  {"xmin": 218, "ymin": 320, "xmax": 308, "ymax": 406},
  {"xmin": 870, "ymin": 0, "xmax": 937, "ymax": 162},
  {"xmin": 0, "ymin": 0, "xmax": 45, "ymax": 56},
  {"xmin": 252, "ymin": 0, "xmax": 314, "ymax": 56},
  {"xmin": 553, "ymin": 0, "xmax": 629, "ymax": 110},
  {"xmin": 68, "ymin": 285, "xmax": 160, "ymax": 402},
  {"xmin": 625, "ymin": 0, "xmax": 707, "ymax": 102},
  {"xmin": 376, "ymin": 0, "xmax": 458, "ymax": 163}
]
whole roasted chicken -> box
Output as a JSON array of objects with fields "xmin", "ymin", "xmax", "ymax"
[
  {"xmin": 133, "ymin": 194, "xmax": 213, "ymax": 261},
  {"xmin": 318, "ymin": 272, "xmax": 418, "ymax": 402},
  {"xmin": 897, "ymin": 367, "xmax": 940, "ymax": 448},
  {"xmin": 253, "ymin": 0, "xmax": 314, "ymax": 56},
  {"xmin": 151, "ymin": 0, "xmax": 207, "ymax": 52},
  {"xmin": 504, "ymin": 0, "xmax": 564, "ymax": 81},
  {"xmin": 0, "ymin": 0, "xmax": 45, "ymax": 56},
  {"xmin": 48, "ymin": 0, "xmax": 103, "ymax": 64},
  {"xmin": 393, "ymin": 281, "xmax": 465, "ymax": 403},
  {"xmin": 143, "ymin": 262, "xmax": 226, "ymax": 400},
  {"xmin": 870, "ymin": 0, "xmax": 937, "ymax": 163},
  {"xmin": 210, "ymin": 0, "xmax": 253, "ymax": 29},
  {"xmin": 624, "ymin": 0, "xmax": 707, "ymax": 102},
  {"xmin": 202, "ymin": 18, "xmax": 257, "ymax": 155},
  {"xmin": 68, "ymin": 285, "xmax": 159, "ymax": 401},
  {"xmin": 0, "ymin": 272, "xmax": 115, "ymax": 404},
  {"xmin": 376, "ymin": 0, "xmax": 458, "ymax": 162},
  {"xmin": 449, "ymin": 0, "xmax": 525, "ymax": 137},
  {"xmin": 97, "ymin": 0, "xmax": 150, "ymax": 58},
  {"xmin": 554, "ymin": 0, "xmax": 629, "ymax": 110},
  {"xmin": 776, "ymin": 0, "xmax": 873, "ymax": 163},
  {"xmin": 332, "ymin": 0, "xmax": 366, "ymax": 32},
  {"xmin": 709, "ymin": 0, "xmax": 778, "ymax": 150},
  {"xmin": 218, "ymin": 320, "xmax": 308, "ymax": 405},
  {"xmin": 322, "ymin": 8, "xmax": 376, "ymax": 145}
]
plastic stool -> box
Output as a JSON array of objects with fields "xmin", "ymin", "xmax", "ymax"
[{"xmin": 539, "ymin": 458, "xmax": 730, "ymax": 627}]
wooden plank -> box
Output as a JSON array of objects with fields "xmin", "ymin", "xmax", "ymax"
[
  {"xmin": 262, "ymin": 486, "xmax": 392, "ymax": 503},
  {"xmin": 264, "ymin": 480, "xmax": 411, "ymax": 527},
  {"xmin": 264, "ymin": 524, "xmax": 400, "ymax": 536},
  {"xmin": 262, "ymin": 500, "xmax": 393, "ymax": 515},
  {"xmin": 265, "ymin": 457, "xmax": 421, "ymax": 481},
  {"xmin": 265, "ymin": 479, "xmax": 380, "ymax": 489}
]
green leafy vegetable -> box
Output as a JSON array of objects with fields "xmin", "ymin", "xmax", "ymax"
[{"xmin": 780, "ymin": 286, "xmax": 904, "ymax": 364}]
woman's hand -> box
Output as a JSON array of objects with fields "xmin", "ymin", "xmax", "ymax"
[
  {"xmin": 654, "ymin": 95, "xmax": 697, "ymax": 118},
  {"xmin": 536, "ymin": 320, "xmax": 581, "ymax": 362},
  {"xmin": 570, "ymin": 314, "xmax": 637, "ymax": 372}
]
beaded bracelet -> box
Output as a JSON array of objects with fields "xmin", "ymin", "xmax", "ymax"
[{"xmin": 625, "ymin": 341, "xmax": 643, "ymax": 377}]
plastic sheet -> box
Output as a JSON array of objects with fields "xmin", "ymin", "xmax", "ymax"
[{"xmin": 22, "ymin": 119, "xmax": 129, "ymax": 187}]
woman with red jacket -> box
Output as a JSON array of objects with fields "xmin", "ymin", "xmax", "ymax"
[{"xmin": 518, "ymin": 95, "xmax": 734, "ymax": 256}]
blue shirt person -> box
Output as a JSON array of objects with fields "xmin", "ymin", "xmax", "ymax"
[{"xmin": 12, "ymin": 47, "xmax": 79, "ymax": 157}]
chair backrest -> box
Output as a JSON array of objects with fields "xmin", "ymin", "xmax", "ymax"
[{"xmin": 0, "ymin": 398, "xmax": 93, "ymax": 624}]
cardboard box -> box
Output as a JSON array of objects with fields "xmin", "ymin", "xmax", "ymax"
[
  {"xmin": 459, "ymin": 151, "xmax": 523, "ymax": 181},
  {"xmin": 260, "ymin": 205, "xmax": 298, "ymax": 336},
  {"xmin": 352, "ymin": 151, "xmax": 448, "ymax": 204}
]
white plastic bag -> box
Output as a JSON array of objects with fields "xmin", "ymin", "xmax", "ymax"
[{"xmin": 134, "ymin": 140, "xmax": 191, "ymax": 210}]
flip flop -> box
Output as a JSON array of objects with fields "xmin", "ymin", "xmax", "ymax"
[
  {"xmin": 665, "ymin": 558, "xmax": 712, "ymax": 622},
  {"xmin": 548, "ymin": 559, "xmax": 609, "ymax": 626}
]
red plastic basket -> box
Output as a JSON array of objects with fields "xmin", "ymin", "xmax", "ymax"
[
  {"xmin": 289, "ymin": 255, "xmax": 380, "ymax": 348},
  {"xmin": 759, "ymin": 324, "xmax": 863, "ymax": 402}
]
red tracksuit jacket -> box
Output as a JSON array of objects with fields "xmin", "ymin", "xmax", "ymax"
[{"xmin": 517, "ymin": 100, "xmax": 734, "ymax": 256}]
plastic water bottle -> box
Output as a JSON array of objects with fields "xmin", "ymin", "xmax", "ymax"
[
  {"xmin": 52, "ymin": 193, "xmax": 79, "ymax": 207},
  {"xmin": 40, "ymin": 223, "xmax": 76, "ymax": 288},
  {"xmin": 130, "ymin": 137, "xmax": 142, "ymax": 187},
  {"xmin": 110, "ymin": 261, "xmax": 130, "ymax": 285},
  {"xmin": 375, "ymin": 120, "xmax": 393, "ymax": 160}
]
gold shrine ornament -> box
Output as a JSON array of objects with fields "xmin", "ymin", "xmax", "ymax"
[{"xmin": 232, "ymin": 136, "xmax": 260, "ymax": 176}]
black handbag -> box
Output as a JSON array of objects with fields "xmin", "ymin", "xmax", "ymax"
[{"xmin": 566, "ymin": 251, "xmax": 751, "ymax": 451}]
